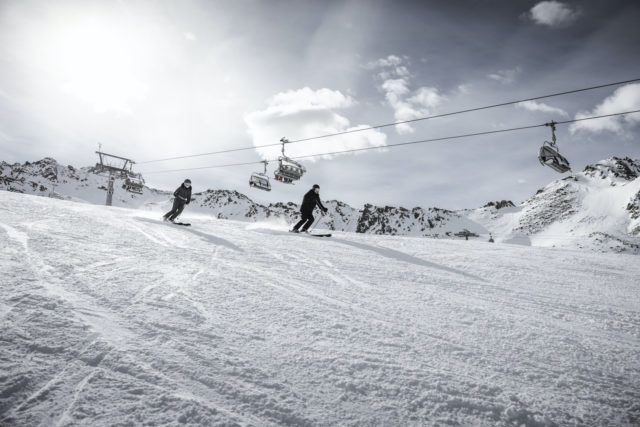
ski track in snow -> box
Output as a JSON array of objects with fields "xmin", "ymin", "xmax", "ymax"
[{"xmin": 1, "ymin": 191, "xmax": 639, "ymax": 426}]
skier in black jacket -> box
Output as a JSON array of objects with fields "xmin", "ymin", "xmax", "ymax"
[
  {"xmin": 291, "ymin": 184, "xmax": 328, "ymax": 232},
  {"xmin": 163, "ymin": 179, "xmax": 192, "ymax": 222}
]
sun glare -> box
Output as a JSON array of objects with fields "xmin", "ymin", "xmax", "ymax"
[{"xmin": 42, "ymin": 13, "xmax": 151, "ymax": 114}]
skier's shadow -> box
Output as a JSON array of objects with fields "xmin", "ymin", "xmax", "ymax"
[
  {"xmin": 332, "ymin": 238, "xmax": 486, "ymax": 283},
  {"xmin": 134, "ymin": 217, "xmax": 242, "ymax": 252}
]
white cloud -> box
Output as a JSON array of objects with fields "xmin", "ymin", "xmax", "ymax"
[
  {"xmin": 381, "ymin": 79, "xmax": 446, "ymax": 134},
  {"xmin": 270, "ymin": 87, "xmax": 355, "ymax": 111},
  {"xmin": 381, "ymin": 79, "xmax": 410, "ymax": 99},
  {"xmin": 244, "ymin": 87, "xmax": 387, "ymax": 161},
  {"xmin": 366, "ymin": 55, "xmax": 403, "ymax": 69},
  {"xmin": 569, "ymin": 83, "xmax": 640, "ymax": 134},
  {"xmin": 527, "ymin": 1, "xmax": 579, "ymax": 27},
  {"xmin": 516, "ymin": 100, "xmax": 568, "ymax": 117},
  {"xmin": 457, "ymin": 84, "xmax": 472, "ymax": 95},
  {"xmin": 488, "ymin": 66, "xmax": 522, "ymax": 85},
  {"xmin": 409, "ymin": 87, "xmax": 446, "ymax": 110},
  {"xmin": 395, "ymin": 66, "xmax": 410, "ymax": 77},
  {"xmin": 184, "ymin": 31, "xmax": 197, "ymax": 41},
  {"xmin": 367, "ymin": 55, "xmax": 411, "ymax": 80},
  {"xmin": 368, "ymin": 56, "xmax": 447, "ymax": 134}
]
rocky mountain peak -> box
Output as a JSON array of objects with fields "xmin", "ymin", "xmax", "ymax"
[
  {"xmin": 582, "ymin": 157, "xmax": 640, "ymax": 182},
  {"xmin": 483, "ymin": 200, "xmax": 515, "ymax": 209}
]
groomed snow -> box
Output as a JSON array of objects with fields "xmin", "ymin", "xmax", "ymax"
[{"xmin": 1, "ymin": 191, "xmax": 639, "ymax": 426}]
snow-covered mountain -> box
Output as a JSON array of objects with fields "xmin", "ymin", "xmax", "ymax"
[
  {"xmin": 467, "ymin": 157, "xmax": 640, "ymax": 253},
  {"xmin": 2, "ymin": 156, "xmax": 640, "ymax": 253},
  {"xmin": 1, "ymin": 190, "xmax": 639, "ymax": 426}
]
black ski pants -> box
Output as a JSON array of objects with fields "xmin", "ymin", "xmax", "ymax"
[
  {"xmin": 164, "ymin": 198, "xmax": 186, "ymax": 221},
  {"xmin": 293, "ymin": 210, "xmax": 314, "ymax": 231}
]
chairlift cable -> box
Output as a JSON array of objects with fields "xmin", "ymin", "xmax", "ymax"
[
  {"xmin": 143, "ymin": 160, "xmax": 264, "ymax": 175},
  {"xmin": 140, "ymin": 109, "xmax": 640, "ymax": 175},
  {"xmin": 137, "ymin": 78, "xmax": 640, "ymax": 164},
  {"xmin": 287, "ymin": 78, "xmax": 640, "ymax": 143}
]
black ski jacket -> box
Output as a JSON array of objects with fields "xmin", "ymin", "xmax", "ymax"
[
  {"xmin": 174, "ymin": 184, "xmax": 192, "ymax": 204},
  {"xmin": 300, "ymin": 189, "xmax": 326, "ymax": 213}
]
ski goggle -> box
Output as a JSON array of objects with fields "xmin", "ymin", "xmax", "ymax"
[{"xmin": 184, "ymin": 182, "xmax": 191, "ymax": 187}]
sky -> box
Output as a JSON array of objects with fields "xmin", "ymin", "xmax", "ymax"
[{"xmin": 1, "ymin": 0, "xmax": 639, "ymax": 209}]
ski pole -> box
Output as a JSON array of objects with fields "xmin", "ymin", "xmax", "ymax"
[
  {"xmin": 309, "ymin": 211, "xmax": 325, "ymax": 233},
  {"xmin": 309, "ymin": 216, "xmax": 320, "ymax": 233}
]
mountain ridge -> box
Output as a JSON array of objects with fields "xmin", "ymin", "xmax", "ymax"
[{"xmin": 2, "ymin": 156, "xmax": 639, "ymax": 253}]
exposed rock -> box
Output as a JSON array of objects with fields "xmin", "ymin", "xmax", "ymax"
[{"xmin": 483, "ymin": 200, "xmax": 515, "ymax": 209}]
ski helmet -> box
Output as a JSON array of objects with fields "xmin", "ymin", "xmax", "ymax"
[{"xmin": 312, "ymin": 184, "xmax": 320, "ymax": 189}]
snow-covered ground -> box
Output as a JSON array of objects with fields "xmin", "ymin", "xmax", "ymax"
[{"xmin": 1, "ymin": 190, "xmax": 639, "ymax": 426}]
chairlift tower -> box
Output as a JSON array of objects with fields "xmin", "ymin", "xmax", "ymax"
[{"xmin": 94, "ymin": 151, "xmax": 143, "ymax": 206}]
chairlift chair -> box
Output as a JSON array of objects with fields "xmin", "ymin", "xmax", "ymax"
[
  {"xmin": 538, "ymin": 121, "xmax": 571, "ymax": 173},
  {"xmin": 274, "ymin": 137, "xmax": 306, "ymax": 184},
  {"xmin": 249, "ymin": 160, "xmax": 272, "ymax": 191},
  {"xmin": 124, "ymin": 173, "xmax": 145, "ymax": 194}
]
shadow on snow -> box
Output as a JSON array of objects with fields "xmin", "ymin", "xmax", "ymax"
[
  {"xmin": 250, "ymin": 227, "xmax": 486, "ymax": 283},
  {"xmin": 331, "ymin": 238, "xmax": 487, "ymax": 283},
  {"xmin": 134, "ymin": 217, "xmax": 243, "ymax": 252}
]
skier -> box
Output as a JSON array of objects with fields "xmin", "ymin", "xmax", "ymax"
[
  {"xmin": 291, "ymin": 184, "xmax": 328, "ymax": 233},
  {"xmin": 163, "ymin": 179, "xmax": 192, "ymax": 222}
]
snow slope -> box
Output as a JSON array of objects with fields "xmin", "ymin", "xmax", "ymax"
[{"xmin": 1, "ymin": 191, "xmax": 639, "ymax": 426}]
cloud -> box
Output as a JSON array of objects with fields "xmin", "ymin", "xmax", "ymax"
[
  {"xmin": 269, "ymin": 87, "xmax": 355, "ymax": 111},
  {"xmin": 368, "ymin": 55, "xmax": 446, "ymax": 134},
  {"xmin": 366, "ymin": 55, "xmax": 411, "ymax": 80},
  {"xmin": 365, "ymin": 55, "xmax": 403, "ymax": 69},
  {"xmin": 184, "ymin": 31, "xmax": 197, "ymax": 41},
  {"xmin": 457, "ymin": 84, "xmax": 472, "ymax": 95},
  {"xmin": 244, "ymin": 87, "xmax": 387, "ymax": 161},
  {"xmin": 488, "ymin": 66, "xmax": 522, "ymax": 85},
  {"xmin": 569, "ymin": 83, "xmax": 640, "ymax": 134},
  {"xmin": 381, "ymin": 79, "xmax": 410, "ymax": 99},
  {"xmin": 526, "ymin": 1, "xmax": 580, "ymax": 27},
  {"xmin": 409, "ymin": 87, "xmax": 446, "ymax": 110},
  {"xmin": 516, "ymin": 100, "xmax": 568, "ymax": 117}
]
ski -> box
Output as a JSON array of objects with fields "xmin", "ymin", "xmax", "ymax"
[
  {"xmin": 163, "ymin": 219, "xmax": 191, "ymax": 226},
  {"xmin": 289, "ymin": 230, "xmax": 331, "ymax": 237}
]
